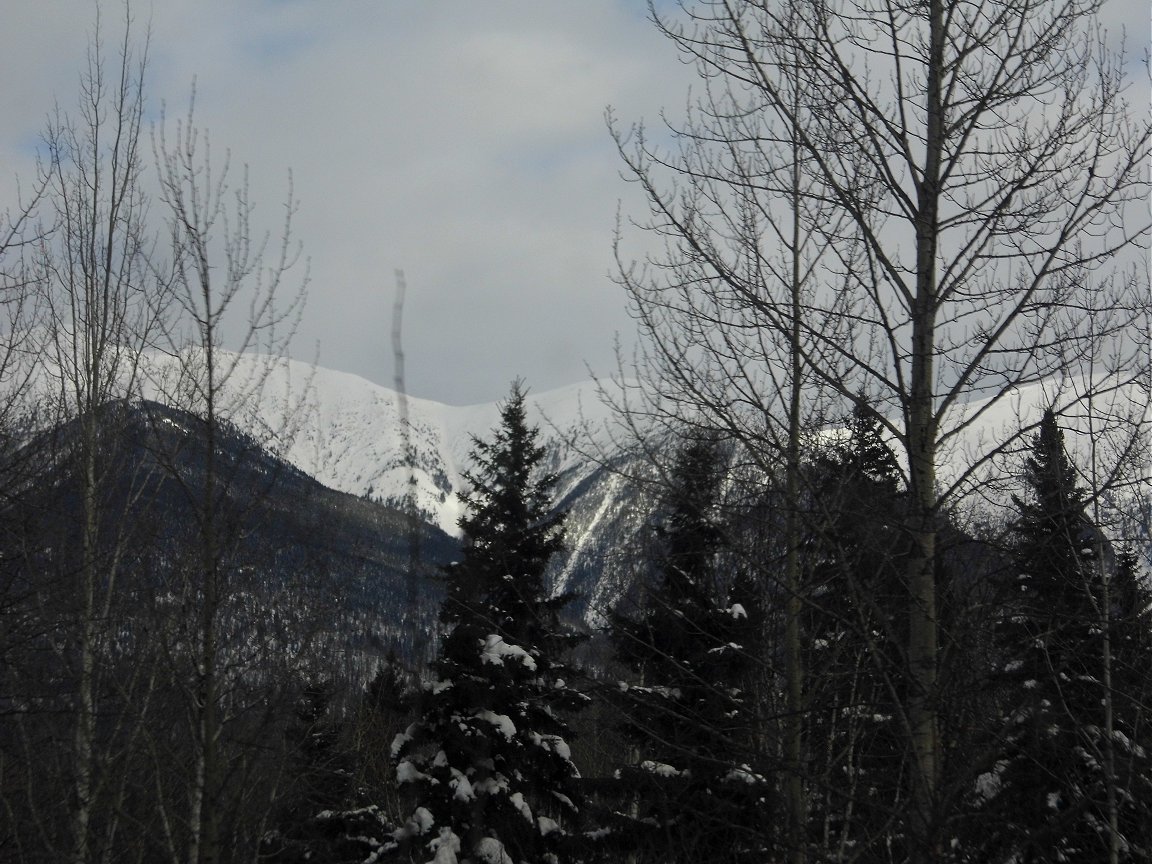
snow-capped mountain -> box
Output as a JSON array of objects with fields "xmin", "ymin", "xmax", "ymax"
[
  {"xmin": 192, "ymin": 352, "xmax": 1146, "ymax": 614},
  {"xmin": 195, "ymin": 356, "xmax": 617, "ymax": 536},
  {"xmin": 137, "ymin": 352, "xmax": 1152, "ymax": 603},
  {"xmin": 12, "ymin": 345, "xmax": 1145, "ymax": 624},
  {"xmin": 201, "ymin": 355, "xmax": 645, "ymax": 619},
  {"xmin": 5, "ymin": 342, "xmax": 651, "ymax": 620}
]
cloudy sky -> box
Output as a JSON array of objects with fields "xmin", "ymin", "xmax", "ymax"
[
  {"xmin": 1, "ymin": 1, "xmax": 697, "ymax": 405},
  {"xmin": 1, "ymin": 1, "xmax": 1146, "ymax": 405}
]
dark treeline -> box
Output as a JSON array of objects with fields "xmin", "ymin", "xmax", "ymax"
[
  {"xmin": 0, "ymin": 397, "xmax": 444, "ymax": 862},
  {"xmin": 179, "ymin": 372, "xmax": 1142, "ymax": 864},
  {"xmin": 2, "ymin": 361, "xmax": 1149, "ymax": 864},
  {"xmin": 255, "ymin": 388, "xmax": 1151, "ymax": 864}
]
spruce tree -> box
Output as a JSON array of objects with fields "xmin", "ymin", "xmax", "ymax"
[
  {"xmin": 975, "ymin": 410, "xmax": 1152, "ymax": 862},
  {"xmin": 1105, "ymin": 546, "xmax": 1152, "ymax": 860},
  {"xmin": 262, "ymin": 677, "xmax": 396, "ymax": 864},
  {"xmin": 803, "ymin": 403, "xmax": 907, "ymax": 860},
  {"xmin": 608, "ymin": 433, "xmax": 762, "ymax": 863},
  {"xmin": 392, "ymin": 381, "xmax": 585, "ymax": 864}
]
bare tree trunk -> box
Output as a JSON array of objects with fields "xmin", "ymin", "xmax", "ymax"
[
  {"xmin": 72, "ymin": 423, "xmax": 99, "ymax": 864},
  {"xmin": 196, "ymin": 344, "xmax": 220, "ymax": 864},
  {"xmin": 907, "ymin": 0, "xmax": 944, "ymax": 817},
  {"xmin": 34, "ymin": 10, "xmax": 157, "ymax": 859},
  {"xmin": 783, "ymin": 119, "xmax": 807, "ymax": 864}
]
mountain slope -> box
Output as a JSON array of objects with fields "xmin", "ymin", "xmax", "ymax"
[
  {"xmin": 9, "ymin": 397, "xmax": 456, "ymax": 665},
  {"xmin": 191, "ymin": 356, "xmax": 615, "ymax": 537},
  {"xmin": 11, "ymin": 347, "xmax": 1144, "ymax": 626}
]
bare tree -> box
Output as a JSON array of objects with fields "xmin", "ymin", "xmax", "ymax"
[
  {"xmin": 615, "ymin": 0, "xmax": 1150, "ymax": 858},
  {"xmin": 27, "ymin": 9, "xmax": 168, "ymax": 862},
  {"xmin": 0, "ymin": 169, "xmax": 48, "ymax": 424},
  {"xmin": 606, "ymin": 4, "xmax": 858, "ymax": 853},
  {"xmin": 149, "ymin": 97, "xmax": 309, "ymax": 864},
  {"xmin": 1, "ymin": 10, "xmax": 320, "ymax": 863}
]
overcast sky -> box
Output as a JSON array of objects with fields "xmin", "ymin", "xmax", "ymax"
[
  {"xmin": 1, "ymin": 1, "xmax": 1146, "ymax": 405},
  {"xmin": 0, "ymin": 1, "xmax": 697, "ymax": 405}
]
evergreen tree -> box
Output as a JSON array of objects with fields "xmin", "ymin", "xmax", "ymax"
[
  {"xmin": 393, "ymin": 381, "xmax": 586, "ymax": 864},
  {"xmin": 261, "ymin": 676, "xmax": 396, "ymax": 864},
  {"xmin": 974, "ymin": 410, "xmax": 1152, "ymax": 862},
  {"xmin": 364, "ymin": 650, "xmax": 415, "ymax": 717},
  {"xmin": 287, "ymin": 678, "xmax": 351, "ymax": 820},
  {"xmin": 1106, "ymin": 545, "xmax": 1152, "ymax": 859},
  {"xmin": 803, "ymin": 403, "xmax": 908, "ymax": 861},
  {"xmin": 607, "ymin": 433, "xmax": 763, "ymax": 863}
]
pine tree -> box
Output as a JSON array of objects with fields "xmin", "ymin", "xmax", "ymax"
[
  {"xmin": 261, "ymin": 676, "xmax": 396, "ymax": 864},
  {"xmin": 286, "ymin": 678, "xmax": 350, "ymax": 820},
  {"xmin": 803, "ymin": 403, "xmax": 908, "ymax": 860},
  {"xmin": 975, "ymin": 410, "xmax": 1152, "ymax": 862},
  {"xmin": 608, "ymin": 433, "xmax": 763, "ymax": 863},
  {"xmin": 1105, "ymin": 546, "xmax": 1152, "ymax": 859},
  {"xmin": 393, "ymin": 382, "xmax": 586, "ymax": 864}
]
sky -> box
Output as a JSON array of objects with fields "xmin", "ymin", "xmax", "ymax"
[
  {"xmin": 0, "ymin": 1, "xmax": 1146, "ymax": 406},
  {"xmin": 0, "ymin": 1, "xmax": 696, "ymax": 405}
]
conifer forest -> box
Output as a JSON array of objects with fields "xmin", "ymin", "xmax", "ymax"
[{"xmin": 0, "ymin": 1, "xmax": 1149, "ymax": 863}]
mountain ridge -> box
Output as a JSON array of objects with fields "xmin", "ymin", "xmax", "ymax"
[{"xmin": 9, "ymin": 346, "xmax": 1144, "ymax": 625}]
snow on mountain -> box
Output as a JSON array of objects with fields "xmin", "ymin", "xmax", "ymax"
[
  {"xmin": 177, "ymin": 352, "xmax": 620, "ymax": 538},
  {"xmin": 130, "ymin": 351, "xmax": 1152, "ymax": 604},
  {"xmin": 11, "ymin": 343, "xmax": 1144, "ymax": 621},
  {"xmin": 177, "ymin": 353, "xmax": 651, "ymax": 619}
]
